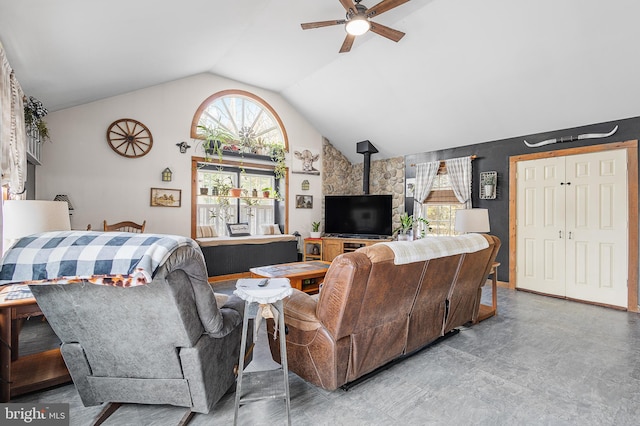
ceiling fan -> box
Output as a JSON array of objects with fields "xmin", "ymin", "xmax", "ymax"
[{"xmin": 301, "ymin": 0, "xmax": 410, "ymax": 53}]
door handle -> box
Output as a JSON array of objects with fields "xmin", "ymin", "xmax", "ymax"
[
  {"xmin": 568, "ymin": 231, "xmax": 572, "ymax": 239},
  {"xmin": 559, "ymin": 230, "xmax": 562, "ymax": 239}
]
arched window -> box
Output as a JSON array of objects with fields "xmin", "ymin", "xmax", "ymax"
[
  {"xmin": 191, "ymin": 89, "xmax": 288, "ymax": 154},
  {"xmin": 190, "ymin": 90, "xmax": 289, "ymax": 239}
]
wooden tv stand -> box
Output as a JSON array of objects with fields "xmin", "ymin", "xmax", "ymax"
[{"xmin": 322, "ymin": 236, "xmax": 392, "ymax": 262}]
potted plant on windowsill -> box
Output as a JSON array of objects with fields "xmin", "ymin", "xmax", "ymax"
[
  {"xmin": 393, "ymin": 212, "xmax": 431, "ymax": 241},
  {"xmin": 197, "ymin": 124, "xmax": 235, "ymax": 162},
  {"xmin": 310, "ymin": 221, "xmax": 321, "ymax": 238},
  {"xmin": 212, "ymin": 175, "xmax": 233, "ymax": 197}
]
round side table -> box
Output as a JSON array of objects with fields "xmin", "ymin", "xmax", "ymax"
[{"xmin": 233, "ymin": 278, "xmax": 292, "ymax": 425}]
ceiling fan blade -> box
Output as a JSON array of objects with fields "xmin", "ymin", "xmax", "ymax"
[
  {"xmin": 301, "ymin": 19, "xmax": 346, "ymax": 30},
  {"xmin": 339, "ymin": 34, "xmax": 356, "ymax": 53},
  {"xmin": 339, "ymin": 0, "xmax": 358, "ymax": 14},
  {"xmin": 367, "ymin": 0, "xmax": 410, "ymax": 18},
  {"xmin": 370, "ymin": 22, "xmax": 405, "ymax": 42}
]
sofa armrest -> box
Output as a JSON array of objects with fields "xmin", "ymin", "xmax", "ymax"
[{"xmin": 282, "ymin": 289, "xmax": 323, "ymax": 332}]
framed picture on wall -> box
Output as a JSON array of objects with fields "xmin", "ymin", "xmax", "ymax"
[
  {"xmin": 296, "ymin": 195, "xmax": 313, "ymax": 209},
  {"xmin": 150, "ymin": 188, "xmax": 181, "ymax": 207}
]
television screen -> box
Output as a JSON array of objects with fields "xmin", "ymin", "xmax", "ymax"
[{"xmin": 324, "ymin": 195, "xmax": 393, "ymax": 238}]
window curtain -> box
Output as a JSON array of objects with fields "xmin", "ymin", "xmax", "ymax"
[
  {"xmin": 444, "ymin": 156, "xmax": 472, "ymax": 208},
  {"xmin": 413, "ymin": 160, "xmax": 440, "ymax": 221},
  {"xmin": 0, "ymin": 42, "xmax": 26, "ymax": 198}
]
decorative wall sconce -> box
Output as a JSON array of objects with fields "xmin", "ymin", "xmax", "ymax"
[
  {"xmin": 301, "ymin": 180, "xmax": 310, "ymax": 190},
  {"xmin": 176, "ymin": 141, "xmax": 191, "ymax": 153},
  {"xmin": 53, "ymin": 194, "xmax": 74, "ymax": 215},
  {"xmin": 480, "ymin": 171, "xmax": 497, "ymax": 199},
  {"xmin": 162, "ymin": 168, "xmax": 173, "ymax": 182}
]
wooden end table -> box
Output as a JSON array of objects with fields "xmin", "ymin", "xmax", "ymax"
[
  {"xmin": 303, "ymin": 238, "xmax": 323, "ymax": 261},
  {"xmin": 250, "ymin": 261, "xmax": 331, "ymax": 294},
  {"xmin": 0, "ymin": 289, "xmax": 71, "ymax": 402},
  {"xmin": 475, "ymin": 262, "xmax": 500, "ymax": 323}
]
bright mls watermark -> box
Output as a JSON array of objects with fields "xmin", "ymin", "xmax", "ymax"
[{"xmin": 1, "ymin": 404, "xmax": 69, "ymax": 425}]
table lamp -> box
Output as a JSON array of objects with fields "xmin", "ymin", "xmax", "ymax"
[
  {"xmin": 454, "ymin": 208, "xmax": 490, "ymax": 233},
  {"xmin": 2, "ymin": 200, "xmax": 71, "ymax": 254}
]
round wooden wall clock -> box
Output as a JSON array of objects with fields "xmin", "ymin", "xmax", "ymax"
[{"xmin": 106, "ymin": 118, "xmax": 153, "ymax": 158}]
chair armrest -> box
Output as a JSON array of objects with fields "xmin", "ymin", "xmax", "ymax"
[
  {"xmin": 282, "ymin": 289, "xmax": 322, "ymax": 332},
  {"xmin": 221, "ymin": 293, "xmax": 245, "ymax": 313},
  {"xmin": 207, "ymin": 294, "xmax": 244, "ymax": 338}
]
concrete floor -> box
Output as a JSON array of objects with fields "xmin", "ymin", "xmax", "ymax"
[{"xmin": 14, "ymin": 285, "xmax": 640, "ymax": 425}]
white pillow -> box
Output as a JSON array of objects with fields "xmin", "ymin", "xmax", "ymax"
[
  {"xmin": 197, "ymin": 225, "xmax": 218, "ymax": 238},
  {"xmin": 260, "ymin": 224, "xmax": 282, "ymax": 235}
]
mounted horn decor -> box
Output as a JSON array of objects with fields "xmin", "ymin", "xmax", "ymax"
[{"xmin": 524, "ymin": 125, "xmax": 618, "ymax": 148}]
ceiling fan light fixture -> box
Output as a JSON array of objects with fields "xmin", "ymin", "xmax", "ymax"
[{"xmin": 345, "ymin": 16, "xmax": 370, "ymax": 36}]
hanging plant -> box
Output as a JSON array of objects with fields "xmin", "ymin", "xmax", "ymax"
[
  {"xmin": 24, "ymin": 96, "xmax": 51, "ymax": 142},
  {"xmin": 267, "ymin": 142, "xmax": 287, "ymax": 180}
]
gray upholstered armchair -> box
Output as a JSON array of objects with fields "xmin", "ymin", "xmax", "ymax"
[{"xmin": 27, "ymin": 242, "xmax": 250, "ymax": 424}]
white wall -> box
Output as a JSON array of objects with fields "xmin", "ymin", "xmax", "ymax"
[{"xmin": 37, "ymin": 73, "xmax": 324, "ymax": 238}]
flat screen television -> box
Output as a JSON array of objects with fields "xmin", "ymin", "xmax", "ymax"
[{"xmin": 324, "ymin": 195, "xmax": 393, "ymax": 238}]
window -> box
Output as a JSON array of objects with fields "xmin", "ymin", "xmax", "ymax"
[
  {"xmin": 421, "ymin": 173, "xmax": 464, "ymax": 236},
  {"xmin": 191, "ymin": 90, "xmax": 289, "ymax": 238},
  {"xmin": 197, "ymin": 164, "xmax": 281, "ymax": 236}
]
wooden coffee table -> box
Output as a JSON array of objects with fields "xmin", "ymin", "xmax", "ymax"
[{"xmin": 250, "ymin": 261, "xmax": 331, "ymax": 294}]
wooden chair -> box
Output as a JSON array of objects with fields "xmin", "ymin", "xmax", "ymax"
[{"xmin": 103, "ymin": 220, "xmax": 146, "ymax": 233}]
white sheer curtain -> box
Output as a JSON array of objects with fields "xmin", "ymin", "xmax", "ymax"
[
  {"xmin": 0, "ymin": 42, "xmax": 26, "ymax": 197},
  {"xmin": 413, "ymin": 161, "xmax": 440, "ymax": 225},
  {"xmin": 9, "ymin": 74, "xmax": 25, "ymax": 196},
  {"xmin": 0, "ymin": 43, "xmax": 11, "ymax": 188},
  {"xmin": 444, "ymin": 156, "xmax": 472, "ymax": 208}
]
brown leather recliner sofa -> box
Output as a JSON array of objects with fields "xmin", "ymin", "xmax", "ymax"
[{"xmin": 268, "ymin": 234, "xmax": 500, "ymax": 390}]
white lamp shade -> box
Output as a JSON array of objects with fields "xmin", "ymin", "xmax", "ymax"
[
  {"xmin": 3, "ymin": 201, "xmax": 71, "ymax": 251},
  {"xmin": 454, "ymin": 208, "xmax": 490, "ymax": 233}
]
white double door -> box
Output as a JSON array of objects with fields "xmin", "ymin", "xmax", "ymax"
[{"xmin": 516, "ymin": 149, "xmax": 628, "ymax": 307}]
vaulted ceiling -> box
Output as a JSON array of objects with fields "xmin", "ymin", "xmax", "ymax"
[{"xmin": 1, "ymin": 0, "xmax": 639, "ymax": 163}]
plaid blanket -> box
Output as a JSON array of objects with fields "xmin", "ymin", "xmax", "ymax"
[
  {"xmin": 381, "ymin": 234, "xmax": 490, "ymax": 265},
  {"xmin": 0, "ymin": 231, "xmax": 201, "ymax": 286}
]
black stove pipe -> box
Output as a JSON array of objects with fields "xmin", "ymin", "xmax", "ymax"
[{"xmin": 356, "ymin": 140, "xmax": 379, "ymax": 195}]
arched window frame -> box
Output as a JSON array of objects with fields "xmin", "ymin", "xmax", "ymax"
[
  {"xmin": 190, "ymin": 90, "xmax": 290, "ymax": 240},
  {"xmin": 190, "ymin": 89, "xmax": 289, "ymax": 155}
]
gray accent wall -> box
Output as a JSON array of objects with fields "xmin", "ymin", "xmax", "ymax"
[{"xmin": 405, "ymin": 116, "xmax": 640, "ymax": 285}]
